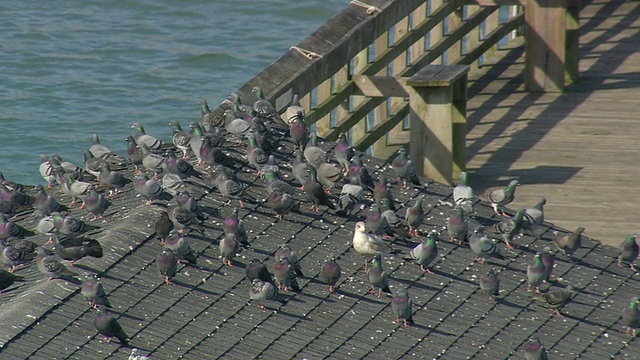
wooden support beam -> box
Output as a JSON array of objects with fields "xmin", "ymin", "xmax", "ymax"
[
  {"xmin": 406, "ymin": 65, "xmax": 469, "ymax": 185},
  {"xmin": 352, "ymin": 75, "xmax": 409, "ymax": 98}
]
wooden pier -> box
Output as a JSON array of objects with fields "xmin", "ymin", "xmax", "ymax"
[{"xmin": 465, "ymin": 0, "xmax": 640, "ymax": 246}]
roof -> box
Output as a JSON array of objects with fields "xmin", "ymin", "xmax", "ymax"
[{"xmin": 0, "ymin": 125, "xmax": 639, "ymax": 359}]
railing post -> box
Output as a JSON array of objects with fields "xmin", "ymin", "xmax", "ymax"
[
  {"xmin": 565, "ymin": 0, "xmax": 580, "ymax": 86},
  {"xmin": 406, "ymin": 65, "xmax": 469, "ymax": 185}
]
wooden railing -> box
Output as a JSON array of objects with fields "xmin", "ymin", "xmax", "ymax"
[{"xmin": 229, "ymin": 0, "xmax": 578, "ymax": 183}]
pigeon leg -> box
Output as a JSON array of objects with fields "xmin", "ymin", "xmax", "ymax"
[
  {"xmin": 165, "ymin": 277, "xmax": 173, "ymax": 285},
  {"xmin": 403, "ymin": 320, "xmax": 411, "ymax": 328},
  {"xmin": 377, "ymin": 289, "xmax": 382, "ymax": 298},
  {"xmin": 420, "ymin": 265, "xmax": 433, "ymax": 274},
  {"xmin": 328, "ymin": 285, "xmax": 335, "ymax": 293},
  {"xmin": 551, "ymin": 308, "xmax": 564, "ymax": 317}
]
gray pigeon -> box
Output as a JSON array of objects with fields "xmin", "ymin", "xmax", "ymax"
[
  {"xmin": 219, "ymin": 233, "xmax": 240, "ymax": 266},
  {"xmin": 161, "ymin": 173, "xmax": 186, "ymax": 196},
  {"xmin": 38, "ymin": 154, "xmax": 57, "ymax": 189},
  {"xmin": 453, "ymin": 171, "xmax": 474, "ymax": 213},
  {"xmin": 263, "ymin": 171, "xmax": 293, "ymax": 195},
  {"xmin": 304, "ymin": 168, "xmax": 335, "ymax": 212},
  {"xmin": 391, "ymin": 148, "xmax": 421, "ymax": 189},
  {"xmin": 379, "ymin": 201, "xmax": 410, "ymax": 240},
  {"xmin": 0, "ymin": 268, "xmax": 24, "ymax": 293},
  {"xmin": 273, "ymin": 257, "xmax": 300, "ymax": 293},
  {"xmin": 134, "ymin": 173, "xmax": 165, "ymax": 205},
  {"xmin": 124, "ymin": 135, "xmax": 144, "ymax": 173},
  {"xmin": 285, "ymin": 94, "xmax": 305, "ymax": 126},
  {"xmin": 222, "ymin": 208, "xmax": 249, "ymax": 248},
  {"xmin": 36, "ymin": 246, "xmax": 79, "ymax": 281},
  {"xmin": 485, "ymin": 179, "xmax": 519, "ymax": 217},
  {"xmin": 334, "ymin": 133, "xmax": 354, "ymax": 172},
  {"xmin": 51, "ymin": 212, "xmax": 92, "ymax": 238},
  {"xmin": 0, "ymin": 242, "xmax": 35, "ymax": 272},
  {"xmin": 98, "ymin": 164, "xmax": 126, "ymax": 197},
  {"xmin": 447, "ymin": 206, "xmax": 468, "ymax": 245},
  {"xmin": 213, "ymin": 170, "xmax": 247, "ymax": 209},
  {"xmin": 162, "ymin": 149, "xmax": 198, "ymax": 179},
  {"xmin": 304, "ymin": 132, "xmax": 327, "ymax": 169},
  {"xmin": 527, "ymin": 252, "xmax": 546, "ymax": 294},
  {"xmin": 51, "ymin": 234, "xmax": 103, "ymax": 265},
  {"xmin": 251, "ymin": 86, "xmax": 285, "ymax": 126},
  {"xmin": 553, "ymin": 226, "xmax": 584, "ymax": 258},
  {"xmin": 368, "ymin": 253, "xmax": 391, "ymax": 298},
  {"xmin": 292, "ymin": 150, "xmax": 311, "ymax": 190},
  {"xmin": 93, "ymin": 308, "xmax": 129, "ymax": 344},
  {"xmin": 405, "ymin": 196, "xmax": 425, "ymax": 237},
  {"xmin": 266, "ymin": 190, "xmax": 297, "ymax": 220},
  {"xmin": 34, "ymin": 184, "xmax": 62, "ymax": 216},
  {"xmin": 469, "ymin": 227, "xmax": 505, "ymax": 264},
  {"xmin": 157, "ymin": 248, "xmax": 178, "ymax": 284},
  {"xmin": 336, "ymin": 182, "xmax": 363, "ymax": 217},
  {"xmin": 59, "ymin": 173, "xmax": 92, "ymax": 208},
  {"xmin": 162, "ymin": 230, "xmax": 197, "ymax": 264},
  {"xmin": 479, "ymin": 268, "xmax": 500, "ymax": 302},
  {"xmin": 169, "ymin": 120, "xmax": 192, "ymax": 159},
  {"xmin": 246, "ymin": 132, "xmax": 268, "ymax": 175},
  {"xmin": 320, "ymin": 255, "xmax": 341, "ymax": 293},
  {"xmin": 539, "ymin": 246, "xmax": 555, "ymax": 284},
  {"xmin": 199, "ymin": 99, "xmax": 227, "ymax": 128},
  {"xmin": 274, "ymin": 244, "xmax": 303, "ymax": 277},
  {"xmin": 167, "ymin": 201, "xmax": 204, "ymax": 235},
  {"xmin": 523, "ymin": 198, "xmax": 546, "ymax": 236},
  {"xmin": 35, "ymin": 213, "xmax": 56, "ymax": 239},
  {"xmin": 81, "ymin": 274, "xmax": 112, "ymax": 309},
  {"xmin": 140, "ymin": 143, "xmax": 165, "ymax": 178},
  {"xmin": 366, "ymin": 204, "xmax": 392, "ymax": 238},
  {"xmin": 391, "ymin": 287, "xmax": 414, "ymax": 327},
  {"xmin": 90, "ymin": 133, "xmax": 126, "ymax": 166},
  {"xmin": 492, "ymin": 208, "xmax": 524, "ymax": 249},
  {"xmin": 316, "ymin": 162, "xmax": 343, "ymax": 191},
  {"xmin": 373, "ymin": 177, "xmax": 395, "ymax": 211},
  {"xmin": 618, "ymin": 233, "xmax": 639, "ymax": 271},
  {"xmin": 224, "ymin": 109, "xmax": 252, "ymax": 144},
  {"xmin": 82, "ymin": 150, "xmax": 109, "ymax": 179},
  {"xmin": 249, "ymin": 279, "xmax": 286, "ymax": 310},
  {"xmin": 188, "ymin": 122, "xmax": 205, "ymax": 166},
  {"xmin": 404, "ymin": 231, "xmax": 438, "ymax": 273},
  {"xmin": 132, "ymin": 122, "xmax": 163, "ymax": 150},
  {"xmin": 83, "ymin": 185, "xmax": 108, "ymax": 220},
  {"xmin": 289, "ymin": 111, "xmax": 309, "ymax": 151},
  {"xmin": 532, "ymin": 285, "xmax": 575, "ymax": 317},
  {"xmin": 523, "ymin": 337, "xmax": 548, "ymax": 360},
  {"xmin": 154, "ymin": 211, "xmax": 174, "ymax": 241},
  {"xmin": 622, "ymin": 297, "xmax": 640, "ymax": 337}
]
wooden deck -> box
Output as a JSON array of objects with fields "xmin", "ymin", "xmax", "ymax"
[{"xmin": 465, "ymin": 0, "xmax": 640, "ymax": 246}]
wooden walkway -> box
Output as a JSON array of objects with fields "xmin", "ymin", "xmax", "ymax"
[{"xmin": 464, "ymin": 0, "xmax": 640, "ymax": 247}]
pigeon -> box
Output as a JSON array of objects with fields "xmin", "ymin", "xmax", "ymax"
[
  {"xmin": 539, "ymin": 246, "xmax": 555, "ymax": 284},
  {"xmin": 162, "ymin": 149, "xmax": 198, "ymax": 179},
  {"xmin": 453, "ymin": 171, "xmax": 474, "ymax": 213},
  {"xmin": 89, "ymin": 133, "xmax": 126, "ymax": 166},
  {"xmin": 228, "ymin": 92, "xmax": 254, "ymax": 117},
  {"xmin": 222, "ymin": 208, "xmax": 249, "ymax": 248},
  {"xmin": 140, "ymin": 143, "xmax": 165, "ymax": 178},
  {"xmin": 263, "ymin": 170, "xmax": 293, "ymax": 195},
  {"xmin": 132, "ymin": 122, "xmax": 163, "ymax": 150},
  {"xmin": 485, "ymin": 179, "xmax": 519, "ymax": 217},
  {"xmin": 167, "ymin": 201, "xmax": 204, "ymax": 235},
  {"xmin": 246, "ymin": 132, "xmax": 269, "ymax": 175},
  {"xmin": 336, "ymin": 182, "xmax": 364, "ymax": 217},
  {"xmin": 286, "ymin": 94, "xmax": 305, "ymax": 126},
  {"xmin": 320, "ymin": 255, "xmax": 342, "ymax": 293},
  {"xmin": 391, "ymin": 148, "xmax": 421, "ymax": 189},
  {"xmin": 272, "ymin": 257, "xmax": 301, "ymax": 293},
  {"xmin": 304, "ymin": 132, "xmax": 327, "ymax": 169},
  {"xmin": 532, "ymin": 285, "xmax": 575, "ymax": 317},
  {"xmin": 157, "ymin": 248, "xmax": 178, "ymax": 284},
  {"xmin": 129, "ymin": 348, "xmax": 151, "ymax": 360},
  {"xmin": 188, "ymin": 122, "xmax": 206, "ymax": 165},
  {"xmin": 479, "ymin": 268, "xmax": 500, "ymax": 302},
  {"xmin": 266, "ymin": 190, "xmax": 297, "ymax": 220},
  {"xmin": 50, "ymin": 153, "xmax": 83, "ymax": 175},
  {"xmin": 523, "ymin": 337, "xmax": 548, "ymax": 360},
  {"xmin": 553, "ymin": 226, "xmax": 584, "ymax": 258},
  {"xmin": 93, "ymin": 308, "xmax": 129, "ymax": 344},
  {"xmin": 316, "ymin": 162, "xmax": 343, "ymax": 191},
  {"xmin": 52, "ymin": 235, "xmax": 103, "ymax": 264},
  {"xmin": 526, "ymin": 252, "xmax": 546, "ymax": 294},
  {"xmin": 0, "ymin": 241, "xmax": 34, "ymax": 272},
  {"xmin": 134, "ymin": 172, "xmax": 165, "ymax": 205},
  {"xmin": 169, "ymin": 120, "xmax": 192, "ymax": 159},
  {"xmin": 379, "ymin": 201, "xmax": 410, "ymax": 240},
  {"xmin": 622, "ymin": 297, "xmax": 640, "ymax": 337},
  {"xmin": 368, "ymin": 253, "xmax": 391, "ymax": 298},
  {"xmin": 391, "ymin": 287, "xmax": 414, "ymax": 327},
  {"xmin": 347, "ymin": 155, "xmax": 374, "ymax": 192},
  {"xmin": 245, "ymin": 258, "xmax": 274, "ymax": 284},
  {"xmin": 36, "ymin": 246, "xmax": 79, "ymax": 281},
  {"xmin": 34, "ymin": 184, "xmax": 62, "ymax": 216},
  {"xmin": 124, "ymin": 135, "xmax": 144, "ymax": 173},
  {"xmin": 260, "ymin": 155, "xmax": 280, "ymax": 178},
  {"xmin": 304, "ymin": 168, "xmax": 336, "ymax": 212},
  {"xmin": 352, "ymin": 221, "xmax": 397, "ymax": 261},
  {"xmin": 38, "ymin": 154, "xmax": 57, "ymax": 189},
  {"xmin": 447, "ymin": 206, "xmax": 469, "ymax": 245},
  {"xmin": 219, "ymin": 233, "xmax": 240, "ymax": 266},
  {"xmin": 98, "ymin": 164, "xmax": 126, "ymax": 197},
  {"xmin": 373, "ymin": 177, "xmax": 395, "ymax": 211},
  {"xmin": 469, "ymin": 227, "xmax": 505, "ymax": 264},
  {"xmin": 83, "ymin": 185, "xmax": 108, "ymax": 220},
  {"xmin": 251, "ymin": 86, "xmax": 285, "ymax": 126},
  {"xmin": 52, "ymin": 212, "xmax": 92, "ymax": 238},
  {"xmin": 493, "ymin": 208, "xmax": 524, "ymax": 249},
  {"xmin": 154, "ymin": 211, "xmax": 174, "ymax": 241},
  {"xmin": 82, "ymin": 150, "xmax": 109, "ymax": 179},
  {"xmin": 289, "ymin": 111, "xmax": 309, "ymax": 151},
  {"xmin": 292, "ymin": 150, "xmax": 311, "ymax": 190},
  {"xmin": 35, "ymin": 213, "xmax": 56, "ymax": 239},
  {"xmin": 249, "ymin": 279, "xmax": 286, "ymax": 310},
  {"xmin": 59, "ymin": 173, "xmax": 92, "ymax": 208},
  {"xmin": 523, "ymin": 198, "xmax": 546, "ymax": 236},
  {"xmin": 224, "ymin": 109, "xmax": 252, "ymax": 144},
  {"xmin": 212, "ymin": 170, "xmax": 247, "ymax": 208},
  {"xmin": 617, "ymin": 233, "xmax": 639, "ymax": 271},
  {"xmin": 0, "ymin": 268, "xmax": 24, "ymax": 293},
  {"xmin": 0, "ymin": 213, "xmax": 31, "ymax": 240},
  {"xmin": 365, "ymin": 204, "xmax": 393, "ymax": 238},
  {"xmin": 334, "ymin": 133, "xmax": 354, "ymax": 172},
  {"xmin": 174, "ymin": 190, "xmax": 199, "ymax": 214},
  {"xmin": 81, "ymin": 274, "xmax": 112, "ymax": 309},
  {"xmin": 198, "ymin": 99, "xmax": 227, "ymax": 128},
  {"xmin": 405, "ymin": 196, "xmax": 425, "ymax": 237},
  {"xmin": 404, "ymin": 231, "xmax": 438, "ymax": 273},
  {"xmin": 162, "ymin": 230, "xmax": 197, "ymax": 264},
  {"xmin": 274, "ymin": 244, "xmax": 303, "ymax": 277}
]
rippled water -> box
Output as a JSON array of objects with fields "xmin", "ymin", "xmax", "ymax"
[{"xmin": 0, "ymin": 0, "xmax": 347, "ymax": 184}]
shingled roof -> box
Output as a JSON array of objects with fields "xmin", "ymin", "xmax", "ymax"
[{"xmin": 0, "ymin": 120, "xmax": 638, "ymax": 359}]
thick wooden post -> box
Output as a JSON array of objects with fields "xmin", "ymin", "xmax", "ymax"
[
  {"xmin": 565, "ymin": 1, "xmax": 580, "ymax": 86},
  {"xmin": 524, "ymin": 0, "xmax": 567, "ymax": 92},
  {"xmin": 406, "ymin": 65, "xmax": 469, "ymax": 185}
]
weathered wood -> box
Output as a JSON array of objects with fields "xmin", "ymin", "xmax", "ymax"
[
  {"xmin": 565, "ymin": 2, "xmax": 580, "ymax": 85},
  {"xmin": 351, "ymin": 48, "xmax": 369, "ymax": 145},
  {"xmin": 430, "ymin": 0, "xmax": 445, "ymax": 64},
  {"xmin": 407, "ymin": 64, "xmax": 469, "ymax": 184},
  {"xmin": 354, "ymin": 104, "xmax": 410, "ymax": 151},
  {"xmin": 524, "ymin": 0, "xmax": 568, "ymax": 92},
  {"xmin": 315, "ymin": 78, "xmax": 332, "ymax": 136},
  {"xmin": 372, "ymin": 31, "xmax": 390, "ymax": 157},
  {"xmin": 465, "ymin": 4, "xmax": 482, "ymax": 71},
  {"xmin": 483, "ymin": 7, "xmax": 500, "ymax": 59},
  {"xmin": 352, "ymin": 75, "xmax": 409, "ymax": 97},
  {"xmin": 447, "ymin": 7, "xmax": 463, "ymax": 63}
]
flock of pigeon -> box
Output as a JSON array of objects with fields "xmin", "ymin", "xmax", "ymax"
[{"xmin": 0, "ymin": 85, "xmax": 639, "ymax": 359}]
